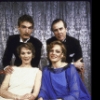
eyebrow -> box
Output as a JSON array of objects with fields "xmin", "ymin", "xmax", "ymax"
[
  {"xmin": 53, "ymin": 27, "xmax": 63, "ymax": 30},
  {"xmin": 21, "ymin": 25, "xmax": 33, "ymax": 28}
]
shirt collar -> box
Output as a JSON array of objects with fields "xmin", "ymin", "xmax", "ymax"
[
  {"xmin": 62, "ymin": 37, "xmax": 66, "ymax": 42},
  {"xmin": 20, "ymin": 37, "xmax": 30, "ymax": 43}
]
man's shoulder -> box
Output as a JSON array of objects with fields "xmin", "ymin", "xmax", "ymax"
[
  {"xmin": 30, "ymin": 36, "xmax": 40, "ymax": 41},
  {"xmin": 47, "ymin": 36, "xmax": 56, "ymax": 41},
  {"xmin": 8, "ymin": 34, "xmax": 19, "ymax": 38},
  {"xmin": 67, "ymin": 35, "xmax": 79, "ymax": 43},
  {"xmin": 8, "ymin": 34, "xmax": 19, "ymax": 41},
  {"xmin": 46, "ymin": 36, "xmax": 56, "ymax": 44},
  {"xmin": 30, "ymin": 36, "xmax": 42, "ymax": 45}
]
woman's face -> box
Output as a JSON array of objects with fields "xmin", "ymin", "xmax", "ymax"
[
  {"xmin": 49, "ymin": 44, "xmax": 63, "ymax": 63},
  {"xmin": 20, "ymin": 47, "xmax": 33, "ymax": 64}
]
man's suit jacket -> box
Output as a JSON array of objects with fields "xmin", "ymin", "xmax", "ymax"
[
  {"xmin": 46, "ymin": 35, "xmax": 83, "ymax": 63},
  {"xmin": 2, "ymin": 34, "xmax": 42, "ymax": 68}
]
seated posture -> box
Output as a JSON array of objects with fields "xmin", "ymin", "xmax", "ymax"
[
  {"xmin": 38, "ymin": 41, "xmax": 91, "ymax": 100},
  {"xmin": 46, "ymin": 18, "xmax": 84, "ymax": 81},
  {"xmin": 0, "ymin": 43, "xmax": 42, "ymax": 100}
]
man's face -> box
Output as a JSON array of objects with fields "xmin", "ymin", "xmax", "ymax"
[
  {"xmin": 52, "ymin": 21, "xmax": 67, "ymax": 41},
  {"xmin": 18, "ymin": 21, "xmax": 33, "ymax": 41}
]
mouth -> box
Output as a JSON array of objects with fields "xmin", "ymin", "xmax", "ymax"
[
  {"xmin": 24, "ymin": 34, "xmax": 30, "ymax": 36},
  {"xmin": 23, "ymin": 59, "xmax": 30, "ymax": 61},
  {"xmin": 50, "ymin": 56, "xmax": 57, "ymax": 59}
]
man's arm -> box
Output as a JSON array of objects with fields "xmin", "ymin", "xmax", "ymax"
[
  {"xmin": 31, "ymin": 40, "xmax": 42, "ymax": 67},
  {"xmin": 71, "ymin": 40, "xmax": 84, "ymax": 69},
  {"xmin": 74, "ymin": 40, "xmax": 83, "ymax": 62},
  {"xmin": 71, "ymin": 40, "xmax": 85, "ymax": 81},
  {"xmin": 2, "ymin": 36, "xmax": 13, "ymax": 68},
  {"xmin": 72, "ymin": 58, "xmax": 84, "ymax": 72}
]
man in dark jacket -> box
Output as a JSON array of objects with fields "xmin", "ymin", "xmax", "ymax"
[
  {"xmin": 2, "ymin": 14, "xmax": 42, "ymax": 73},
  {"xmin": 46, "ymin": 18, "xmax": 84, "ymax": 80}
]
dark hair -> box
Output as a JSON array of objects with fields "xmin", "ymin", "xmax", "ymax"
[
  {"xmin": 17, "ymin": 42, "xmax": 35, "ymax": 57},
  {"xmin": 18, "ymin": 14, "xmax": 34, "ymax": 28},
  {"xmin": 47, "ymin": 41, "xmax": 66, "ymax": 62},
  {"xmin": 51, "ymin": 18, "xmax": 67, "ymax": 31}
]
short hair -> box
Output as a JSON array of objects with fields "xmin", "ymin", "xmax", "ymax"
[
  {"xmin": 18, "ymin": 14, "xmax": 34, "ymax": 28},
  {"xmin": 47, "ymin": 41, "xmax": 66, "ymax": 62},
  {"xmin": 51, "ymin": 18, "xmax": 67, "ymax": 31},
  {"xmin": 17, "ymin": 42, "xmax": 35, "ymax": 57}
]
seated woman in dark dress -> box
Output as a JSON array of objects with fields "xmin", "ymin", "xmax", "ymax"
[{"xmin": 38, "ymin": 41, "xmax": 91, "ymax": 100}]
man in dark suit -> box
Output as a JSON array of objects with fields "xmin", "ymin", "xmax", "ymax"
[
  {"xmin": 2, "ymin": 14, "xmax": 42, "ymax": 73},
  {"xmin": 46, "ymin": 18, "xmax": 84, "ymax": 80}
]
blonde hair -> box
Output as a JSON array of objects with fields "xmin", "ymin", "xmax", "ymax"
[{"xmin": 47, "ymin": 40, "xmax": 66, "ymax": 62}]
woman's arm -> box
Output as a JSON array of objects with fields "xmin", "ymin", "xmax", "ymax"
[
  {"xmin": 0, "ymin": 73, "xmax": 20, "ymax": 99},
  {"xmin": 62, "ymin": 65, "xmax": 80, "ymax": 100},
  {"xmin": 30, "ymin": 69, "xmax": 42, "ymax": 99},
  {"xmin": 38, "ymin": 97, "xmax": 43, "ymax": 100}
]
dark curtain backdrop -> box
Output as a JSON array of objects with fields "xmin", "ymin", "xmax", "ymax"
[{"xmin": 0, "ymin": 1, "xmax": 91, "ymax": 94}]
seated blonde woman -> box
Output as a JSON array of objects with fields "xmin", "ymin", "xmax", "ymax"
[
  {"xmin": 0, "ymin": 42, "xmax": 42, "ymax": 100},
  {"xmin": 38, "ymin": 41, "xmax": 91, "ymax": 100}
]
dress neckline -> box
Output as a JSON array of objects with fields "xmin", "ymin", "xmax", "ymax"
[{"xmin": 48, "ymin": 64, "xmax": 70, "ymax": 73}]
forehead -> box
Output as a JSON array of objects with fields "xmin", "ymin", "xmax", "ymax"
[
  {"xmin": 20, "ymin": 21, "xmax": 33, "ymax": 26},
  {"xmin": 53, "ymin": 21, "xmax": 64, "ymax": 28},
  {"xmin": 52, "ymin": 44, "xmax": 62, "ymax": 49},
  {"xmin": 21, "ymin": 47, "xmax": 31, "ymax": 51}
]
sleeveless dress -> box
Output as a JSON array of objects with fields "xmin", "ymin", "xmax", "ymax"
[{"xmin": 0, "ymin": 67, "xmax": 39, "ymax": 100}]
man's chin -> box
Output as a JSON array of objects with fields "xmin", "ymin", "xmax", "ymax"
[
  {"xmin": 57, "ymin": 37, "xmax": 63, "ymax": 41},
  {"xmin": 23, "ymin": 37, "xmax": 29, "ymax": 40}
]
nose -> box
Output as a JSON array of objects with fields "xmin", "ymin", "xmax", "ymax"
[
  {"xmin": 56, "ymin": 30, "xmax": 61, "ymax": 34},
  {"xmin": 25, "ymin": 28, "xmax": 29, "ymax": 33},
  {"xmin": 24, "ymin": 53, "xmax": 28, "ymax": 57}
]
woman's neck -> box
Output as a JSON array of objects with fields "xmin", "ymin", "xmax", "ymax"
[
  {"xmin": 52, "ymin": 62, "xmax": 67, "ymax": 69},
  {"xmin": 19, "ymin": 63, "xmax": 32, "ymax": 68}
]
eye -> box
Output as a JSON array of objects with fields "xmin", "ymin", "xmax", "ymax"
[
  {"xmin": 59, "ymin": 27, "xmax": 63, "ymax": 30},
  {"xmin": 28, "ymin": 26, "xmax": 33, "ymax": 29},
  {"xmin": 56, "ymin": 50, "xmax": 61, "ymax": 53},
  {"xmin": 21, "ymin": 26, "xmax": 26, "ymax": 29},
  {"xmin": 27, "ymin": 51, "xmax": 31, "ymax": 54},
  {"xmin": 21, "ymin": 52, "xmax": 25, "ymax": 55},
  {"xmin": 53, "ymin": 29, "xmax": 57, "ymax": 32}
]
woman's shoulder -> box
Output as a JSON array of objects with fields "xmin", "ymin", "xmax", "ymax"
[
  {"xmin": 42, "ymin": 65, "xmax": 50, "ymax": 71},
  {"xmin": 37, "ymin": 69, "xmax": 42, "ymax": 75},
  {"xmin": 66, "ymin": 64, "xmax": 78, "ymax": 75},
  {"xmin": 31, "ymin": 68, "xmax": 41, "ymax": 73},
  {"xmin": 32, "ymin": 67, "xmax": 39, "ymax": 71},
  {"xmin": 67, "ymin": 63, "xmax": 76, "ymax": 69},
  {"xmin": 12, "ymin": 66, "xmax": 18, "ymax": 69}
]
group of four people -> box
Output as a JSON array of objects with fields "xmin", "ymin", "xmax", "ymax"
[{"xmin": 0, "ymin": 14, "xmax": 91, "ymax": 100}]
